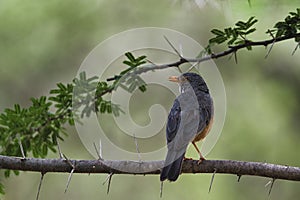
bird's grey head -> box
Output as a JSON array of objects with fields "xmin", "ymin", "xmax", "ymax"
[{"xmin": 169, "ymin": 72, "xmax": 209, "ymax": 94}]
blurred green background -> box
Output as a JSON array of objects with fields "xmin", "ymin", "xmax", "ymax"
[{"xmin": 1, "ymin": 0, "xmax": 300, "ymax": 199}]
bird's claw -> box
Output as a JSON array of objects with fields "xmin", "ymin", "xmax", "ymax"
[
  {"xmin": 183, "ymin": 157, "xmax": 193, "ymax": 160},
  {"xmin": 197, "ymin": 157, "xmax": 206, "ymax": 165}
]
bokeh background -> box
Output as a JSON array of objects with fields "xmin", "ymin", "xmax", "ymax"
[{"xmin": 1, "ymin": 0, "xmax": 300, "ymax": 199}]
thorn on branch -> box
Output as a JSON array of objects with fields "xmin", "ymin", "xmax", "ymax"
[
  {"xmin": 234, "ymin": 51, "xmax": 238, "ymax": 64},
  {"xmin": 146, "ymin": 59, "xmax": 157, "ymax": 66},
  {"xmin": 62, "ymin": 154, "xmax": 76, "ymax": 193},
  {"xmin": 208, "ymin": 168, "xmax": 217, "ymax": 193},
  {"xmin": 265, "ymin": 30, "xmax": 276, "ymax": 59},
  {"xmin": 292, "ymin": 43, "xmax": 299, "ymax": 56},
  {"xmin": 63, "ymin": 154, "xmax": 75, "ymax": 169},
  {"xmin": 103, "ymin": 173, "xmax": 114, "ymax": 194},
  {"xmin": 179, "ymin": 43, "xmax": 183, "ymax": 58},
  {"xmin": 36, "ymin": 172, "xmax": 45, "ymax": 200},
  {"xmin": 163, "ymin": 35, "xmax": 183, "ymax": 58},
  {"xmin": 237, "ymin": 175, "xmax": 242, "ymax": 182},
  {"xmin": 64, "ymin": 167, "xmax": 75, "ymax": 193},
  {"xmin": 17, "ymin": 134, "xmax": 26, "ymax": 159},
  {"xmin": 265, "ymin": 178, "xmax": 276, "ymax": 197},
  {"xmin": 187, "ymin": 62, "xmax": 199, "ymax": 72},
  {"xmin": 160, "ymin": 181, "xmax": 164, "ymax": 198},
  {"xmin": 133, "ymin": 134, "xmax": 142, "ymax": 162},
  {"xmin": 93, "ymin": 139, "xmax": 103, "ymax": 160},
  {"xmin": 57, "ymin": 140, "xmax": 63, "ymax": 159}
]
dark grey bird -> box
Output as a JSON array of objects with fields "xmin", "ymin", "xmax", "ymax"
[{"xmin": 160, "ymin": 72, "xmax": 214, "ymax": 182}]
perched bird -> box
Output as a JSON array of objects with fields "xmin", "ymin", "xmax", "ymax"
[{"xmin": 160, "ymin": 72, "xmax": 214, "ymax": 182}]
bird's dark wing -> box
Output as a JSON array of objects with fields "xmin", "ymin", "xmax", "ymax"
[{"xmin": 166, "ymin": 98, "xmax": 181, "ymax": 143}]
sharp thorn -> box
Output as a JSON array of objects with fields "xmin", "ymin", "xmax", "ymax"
[
  {"xmin": 160, "ymin": 181, "xmax": 164, "ymax": 198},
  {"xmin": 107, "ymin": 173, "xmax": 113, "ymax": 194},
  {"xmin": 36, "ymin": 172, "xmax": 45, "ymax": 200},
  {"xmin": 64, "ymin": 168, "xmax": 75, "ymax": 193},
  {"xmin": 208, "ymin": 168, "xmax": 217, "ymax": 193},
  {"xmin": 163, "ymin": 35, "xmax": 183, "ymax": 58},
  {"xmin": 57, "ymin": 139, "xmax": 63, "ymax": 159},
  {"xmin": 268, "ymin": 178, "xmax": 276, "ymax": 197},
  {"xmin": 17, "ymin": 134, "xmax": 26, "ymax": 159}
]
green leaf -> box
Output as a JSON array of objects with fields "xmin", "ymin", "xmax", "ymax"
[
  {"xmin": 123, "ymin": 60, "xmax": 135, "ymax": 67},
  {"xmin": 235, "ymin": 21, "xmax": 247, "ymax": 29},
  {"xmin": 211, "ymin": 29, "xmax": 225, "ymax": 36},
  {"xmin": 135, "ymin": 55, "xmax": 147, "ymax": 63},
  {"xmin": 50, "ymin": 89, "xmax": 61, "ymax": 94},
  {"xmin": 246, "ymin": 16, "xmax": 256, "ymax": 25},
  {"xmin": 79, "ymin": 71, "xmax": 86, "ymax": 81},
  {"xmin": 4, "ymin": 170, "xmax": 10, "ymax": 178},
  {"xmin": 106, "ymin": 103, "xmax": 112, "ymax": 113},
  {"xmin": 57, "ymin": 83, "xmax": 67, "ymax": 91},
  {"xmin": 225, "ymin": 28, "xmax": 233, "ymax": 37},
  {"xmin": 42, "ymin": 144, "xmax": 48, "ymax": 157},
  {"xmin": 14, "ymin": 104, "xmax": 21, "ymax": 113},
  {"xmin": 209, "ymin": 36, "xmax": 227, "ymax": 44},
  {"xmin": 0, "ymin": 182, "xmax": 5, "ymax": 195},
  {"xmin": 125, "ymin": 52, "xmax": 136, "ymax": 62},
  {"xmin": 13, "ymin": 170, "xmax": 20, "ymax": 176},
  {"xmin": 138, "ymin": 85, "xmax": 147, "ymax": 92},
  {"xmin": 100, "ymin": 102, "xmax": 106, "ymax": 113}
]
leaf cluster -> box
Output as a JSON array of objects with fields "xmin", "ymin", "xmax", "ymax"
[
  {"xmin": 110, "ymin": 52, "xmax": 147, "ymax": 93},
  {"xmin": 270, "ymin": 8, "xmax": 300, "ymax": 42},
  {"xmin": 208, "ymin": 16, "xmax": 258, "ymax": 51}
]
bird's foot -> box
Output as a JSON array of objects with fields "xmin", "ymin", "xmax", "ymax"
[
  {"xmin": 183, "ymin": 157, "xmax": 193, "ymax": 160},
  {"xmin": 197, "ymin": 157, "xmax": 206, "ymax": 165}
]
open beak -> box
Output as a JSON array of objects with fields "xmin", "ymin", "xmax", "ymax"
[{"xmin": 168, "ymin": 76, "xmax": 180, "ymax": 82}]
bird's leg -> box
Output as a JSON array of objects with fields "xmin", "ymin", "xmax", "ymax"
[{"xmin": 192, "ymin": 142, "xmax": 205, "ymax": 164}]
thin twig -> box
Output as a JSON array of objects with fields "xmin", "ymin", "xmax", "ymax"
[
  {"xmin": 208, "ymin": 168, "xmax": 217, "ymax": 193},
  {"xmin": 107, "ymin": 33, "xmax": 300, "ymax": 82},
  {"xmin": 36, "ymin": 172, "xmax": 45, "ymax": 200}
]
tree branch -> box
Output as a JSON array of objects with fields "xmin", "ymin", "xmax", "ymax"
[
  {"xmin": 107, "ymin": 33, "xmax": 300, "ymax": 82},
  {"xmin": 0, "ymin": 155, "xmax": 299, "ymax": 181}
]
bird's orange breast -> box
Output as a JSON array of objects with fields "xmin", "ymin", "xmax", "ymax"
[{"xmin": 193, "ymin": 117, "xmax": 214, "ymax": 142}]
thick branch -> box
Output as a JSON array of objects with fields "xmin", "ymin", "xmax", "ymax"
[{"xmin": 0, "ymin": 155, "xmax": 299, "ymax": 181}]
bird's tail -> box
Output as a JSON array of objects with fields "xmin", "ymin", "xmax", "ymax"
[{"xmin": 160, "ymin": 150, "xmax": 185, "ymax": 182}]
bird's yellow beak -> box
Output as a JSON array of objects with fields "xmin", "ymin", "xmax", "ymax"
[{"xmin": 168, "ymin": 76, "xmax": 180, "ymax": 82}]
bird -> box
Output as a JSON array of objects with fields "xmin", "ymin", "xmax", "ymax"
[{"xmin": 160, "ymin": 72, "xmax": 214, "ymax": 182}]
